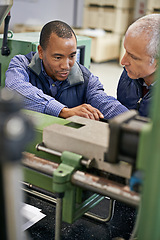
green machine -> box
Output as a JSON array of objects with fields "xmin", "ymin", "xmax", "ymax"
[
  {"xmin": 0, "ymin": 31, "xmax": 91, "ymax": 87},
  {"xmin": 21, "ymin": 76, "xmax": 160, "ymax": 240},
  {"xmin": 22, "ymin": 109, "xmax": 141, "ymax": 240}
]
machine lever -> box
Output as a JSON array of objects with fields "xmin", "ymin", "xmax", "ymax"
[{"xmin": 1, "ymin": 12, "xmax": 11, "ymax": 56}]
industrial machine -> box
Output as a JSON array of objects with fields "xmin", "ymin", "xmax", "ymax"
[
  {"xmin": 0, "ymin": 1, "xmax": 160, "ymax": 240},
  {"xmin": 20, "ymin": 79, "xmax": 160, "ymax": 240},
  {"xmin": 21, "ymin": 108, "xmax": 145, "ymax": 239}
]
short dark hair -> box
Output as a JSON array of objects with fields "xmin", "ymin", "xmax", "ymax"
[{"xmin": 39, "ymin": 20, "xmax": 77, "ymax": 50}]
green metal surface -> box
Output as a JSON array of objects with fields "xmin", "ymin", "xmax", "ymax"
[
  {"xmin": 52, "ymin": 151, "xmax": 105, "ymax": 224},
  {"xmin": 53, "ymin": 151, "xmax": 82, "ymax": 223},
  {"xmin": 137, "ymin": 58, "xmax": 160, "ymax": 239},
  {"xmin": 21, "ymin": 111, "xmax": 104, "ymax": 224},
  {"xmin": 23, "ymin": 167, "xmax": 54, "ymax": 193},
  {"xmin": 23, "ymin": 110, "xmax": 70, "ymax": 162},
  {"xmin": 53, "ymin": 151, "xmax": 82, "ymax": 190},
  {"xmin": 0, "ymin": 32, "xmax": 91, "ymax": 87},
  {"xmin": 0, "ymin": 39, "xmax": 33, "ymax": 87},
  {"xmin": 76, "ymin": 35, "xmax": 92, "ymax": 69}
]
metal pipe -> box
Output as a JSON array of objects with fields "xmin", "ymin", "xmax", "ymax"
[
  {"xmin": 22, "ymin": 152, "xmax": 140, "ymax": 206},
  {"xmin": 36, "ymin": 143, "xmax": 62, "ymax": 158},
  {"xmin": 85, "ymin": 198, "xmax": 116, "ymax": 223},
  {"xmin": 22, "ymin": 152, "xmax": 59, "ymax": 176},
  {"xmin": 55, "ymin": 195, "xmax": 63, "ymax": 240},
  {"xmin": 72, "ymin": 171, "xmax": 140, "ymax": 207},
  {"xmin": 35, "ymin": 143, "xmax": 94, "ymax": 168}
]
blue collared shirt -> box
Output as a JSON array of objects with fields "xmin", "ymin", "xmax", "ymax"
[{"xmin": 5, "ymin": 54, "xmax": 128, "ymax": 119}]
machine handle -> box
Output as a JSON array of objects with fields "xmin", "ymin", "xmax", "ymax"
[{"xmin": 1, "ymin": 12, "xmax": 11, "ymax": 56}]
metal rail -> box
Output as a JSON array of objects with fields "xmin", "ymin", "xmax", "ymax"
[
  {"xmin": 72, "ymin": 171, "xmax": 140, "ymax": 207},
  {"xmin": 22, "ymin": 152, "xmax": 140, "ymax": 206}
]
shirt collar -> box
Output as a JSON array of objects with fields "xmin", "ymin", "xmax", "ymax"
[{"xmin": 138, "ymin": 78, "xmax": 154, "ymax": 89}]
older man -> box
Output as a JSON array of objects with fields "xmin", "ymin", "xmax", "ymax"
[{"xmin": 117, "ymin": 14, "xmax": 160, "ymax": 117}]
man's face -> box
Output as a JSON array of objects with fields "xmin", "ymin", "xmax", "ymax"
[
  {"xmin": 38, "ymin": 33, "xmax": 77, "ymax": 81},
  {"xmin": 121, "ymin": 31, "xmax": 157, "ymax": 85}
]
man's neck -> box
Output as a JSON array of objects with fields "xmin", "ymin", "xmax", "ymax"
[{"xmin": 144, "ymin": 72, "xmax": 155, "ymax": 86}]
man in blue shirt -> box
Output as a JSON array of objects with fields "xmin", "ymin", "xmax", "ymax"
[
  {"xmin": 5, "ymin": 20, "xmax": 128, "ymax": 120},
  {"xmin": 117, "ymin": 14, "xmax": 160, "ymax": 117}
]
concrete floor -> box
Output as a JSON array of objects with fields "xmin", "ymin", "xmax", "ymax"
[
  {"xmin": 25, "ymin": 192, "xmax": 136, "ymax": 240},
  {"xmin": 90, "ymin": 60, "xmax": 123, "ymax": 98}
]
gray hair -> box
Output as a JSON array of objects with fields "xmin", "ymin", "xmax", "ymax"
[{"xmin": 127, "ymin": 14, "xmax": 160, "ymax": 62}]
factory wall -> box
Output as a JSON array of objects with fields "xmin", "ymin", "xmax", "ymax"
[
  {"xmin": 9, "ymin": 0, "xmax": 84, "ymax": 31},
  {"xmin": 5, "ymin": 0, "xmax": 160, "ymax": 63}
]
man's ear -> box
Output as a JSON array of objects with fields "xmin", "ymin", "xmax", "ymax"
[{"xmin": 38, "ymin": 45, "xmax": 43, "ymax": 60}]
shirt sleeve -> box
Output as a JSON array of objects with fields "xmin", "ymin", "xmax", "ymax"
[
  {"xmin": 86, "ymin": 73, "xmax": 128, "ymax": 119},
  {"xmin": 5, "ymin": 55, "xmax": 66, "ymax": 117}
]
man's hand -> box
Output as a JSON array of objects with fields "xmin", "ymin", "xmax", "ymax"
[{"xmin": 59, "ymin": 104, "xmax": 104, "ymax": 120}]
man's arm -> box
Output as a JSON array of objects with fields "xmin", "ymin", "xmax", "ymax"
[
  {"xmin": 86, "ymin": 73, "xmax": 128, "ymax": 119},
  {"xmin": 5, "ymin": 55, "xmax": 66, "ymax": 117}
]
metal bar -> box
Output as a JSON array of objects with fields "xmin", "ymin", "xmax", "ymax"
[
  {"xmin": 85, "ymin": 198, "xmax": 116, "ymax": 223},
  {"xmin": 74, "ymin": 194, "xmax": 104, "ymax": 221},
  {"xmin": 36, "ymin": 143, "xmax": 62, "ymax": 157},
  {"xmin": 21, "ymin": 181, "xmax": 57, "ymax": 203},
  {"xmin": 55, "ymin": 196, "xmax": 63, "ymax": 240},
  {"xmin": 35, "ymin": 144, "xmax": 93, "ymax": 168},
  {"xmin": 22, "ymin": 152, "xmax": 59, "ymax": 176},
  {"xmin": 22, "ymin": 187, "xmax": 57, "ymax": 204},
  {"xmin": 72, "ymin": 171, "xmax": 140, "ymax": 207}
]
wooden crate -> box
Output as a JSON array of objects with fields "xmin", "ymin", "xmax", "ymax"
[
  {"xmin": 103, "ymin": 8, "xmax": 133, "ymax": 34},
  {"xmin": 83, "ymin": 6, "xmax": 134, "ymax": 34},
  {"xmin": 146, "ymin": 9, "xmax": 160, "ymax": 15},
  {"xmin": 83, "ymin": 6, "xmax": 103, "ymax": 29},
  {"xmin": 90, "ymin": 33, "xmax": 121, "ymax": 62},
  {"xmin": 85, "ymin": 0, "xmax": 135, "ymax": 9},
  {"xmin": 147, "ymin": 0, "xmax": 160, "ymax": 10}
]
